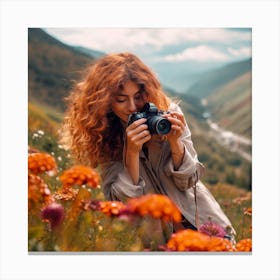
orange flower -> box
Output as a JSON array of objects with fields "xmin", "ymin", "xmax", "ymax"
[
  {"xmin": 98, "ymin": 201, "xmax": 127, "ymax": 217},
  {"xmin": 243, "ymin": 207, "xmax": 252, "ymax": 216},
  {"xmin": 127, "ymin": 194, "xmax": 181, "ymax": 222},
  {"xmin": 207, "ymin": 237, "xmax": 236, "ymax": 252},
  {"xmin": 59, "ymin": 165, "xmax": 100, "ymax": 188},
  {"xmin": 53, "ymin": 186, "xmax": 79, "ymax": 201},
  {"xmin": 167, "ymin": 229, "xmax": 210, "ymax": 251},
  {"xmin": 236, "ymin": 238, "xmax": 252, "ymax": 252},
  {"xmin": 28, "ymin": 153, "xmax": 57, "ymax": 175},
  {"xmin": 28, "ymin": 174, "xmax": 55, "ymax": 207},
  {"xmin": 166, "ymin": 229, "xmax": 236, "ymax": 252}
]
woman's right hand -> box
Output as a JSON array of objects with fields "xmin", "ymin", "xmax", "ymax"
[{"xmin": 126, "ymin": 118, "xmax": 151, "ymax": 154}]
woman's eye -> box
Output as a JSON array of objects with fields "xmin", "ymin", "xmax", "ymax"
[
  {"xmin": 134, "ymin": 94, "xmax": 142, "ymax": 101},
  {"xmin": 116, "ymin": 98, "xmax": 126, "ymax": 103}
]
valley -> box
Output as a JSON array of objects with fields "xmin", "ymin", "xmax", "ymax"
[
  {"xmin": 206, "ymin": 118, "xmax": 251, "ymax": 162},
  {"xmin": 28, "ymin": 28, "xmax": 252, "ymax": 191}
]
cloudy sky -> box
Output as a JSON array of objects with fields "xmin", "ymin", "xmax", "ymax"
[{"xmin": 44, "ymin": 28, "xmax": 252, "ymax": 92}]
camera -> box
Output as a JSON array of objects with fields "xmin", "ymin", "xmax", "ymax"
[{"xmin": 128, "ymin": 103, "xmax": 171, "ymax": 135}]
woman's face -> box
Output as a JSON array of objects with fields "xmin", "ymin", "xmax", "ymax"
[{"xmin": 111, "ymin": 80, "xmax": 146, "ymax": 122}]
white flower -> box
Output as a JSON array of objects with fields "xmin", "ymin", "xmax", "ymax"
[
  {"xmin": 46, "ymin": 170, "xmax": 56, "ymax": 177},
  {"xmin": 58, "ymin": 145, "xmax": 63, "ymax": 149},
  {"xmin": 37, "ymin": 130, "xmax": 45, "ymax": 135}
]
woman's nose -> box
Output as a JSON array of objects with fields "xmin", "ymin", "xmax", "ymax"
[{"xmin": 128, "ymin": 100, "xmax": 137, "ymax": 112}]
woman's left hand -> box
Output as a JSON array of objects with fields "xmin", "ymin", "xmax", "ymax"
[
  {"xmin": 163, "ymin": 111, "xmax": 186, "ymax": 169},
  {"xmin": 164, "ymin": 112, "xmax": 186, "ymax": 143}
]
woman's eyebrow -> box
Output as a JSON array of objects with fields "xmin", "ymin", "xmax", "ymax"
[
  {"xmin": 116, "ymin": 93, "xmax": 128, "ymax": 96},
  {"xmin": 117, "ymin": 90, "xmax": 142, "ymax": 96}
]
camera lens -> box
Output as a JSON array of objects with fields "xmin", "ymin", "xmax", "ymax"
[
  {"xmin": 148, "ymin": 116, "xmax": 171, "ymax": 135},
  {"xmin": 156, "ymin": 118, "xmax": 171, "ymax": 134}
]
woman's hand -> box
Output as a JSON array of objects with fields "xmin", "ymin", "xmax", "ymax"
[
  {"xmin": 126, "ymin": 118, "xmax": 151, "ymax": 154},
  {"xmin": 164, "ymin": 112, "xmax": 187, "ymax": 170},
  {"xmin": 125, "ymin": 118, "xmax": 151, "ymax": 184},
  {"xmin": 165, "ymin": 112, "xmax": 186, "ymax": 143}
]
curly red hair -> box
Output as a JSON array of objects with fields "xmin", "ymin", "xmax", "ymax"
[{"xmin": 61, "ymin": 52, "xmax": 170, "ymax": 167}]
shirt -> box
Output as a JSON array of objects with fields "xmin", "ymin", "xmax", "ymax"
[{"xmin": 100, "ymin": 103, "xmax": 236, "ymax": 238}]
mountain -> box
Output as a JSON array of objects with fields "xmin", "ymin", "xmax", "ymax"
[
  {"xmin": 152, "ymin": 61, "xmax": 206, "ymax": 93},
  {"xmin": 72, "ymin": 46, "xmax": 106, "ymax": 58},
  {"xmin": 28, "ymin": 28, "xmax": 95, "ymax": 111},
  {"xmin": 184, "ymin": 58, "xmax": 252, "ymax": 138},
  {"xmin": 164, "ymin": 86, "xmax": 205, "ymax": 122},
  {"xmin": 205, "ymin": 72, "xmax": 252, "ymax": 137},
  {"xmin": 185, "ymin": 58, "xmax": 252, "ymax": 98}
]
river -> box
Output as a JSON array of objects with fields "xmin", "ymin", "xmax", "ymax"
[
  {"xmin": 206, "ymin": 118, "xmax": 252, "ymax": 162},
  {"xmin": 201, "ymin": 98, "xmax": 251, "ymax": 162}
]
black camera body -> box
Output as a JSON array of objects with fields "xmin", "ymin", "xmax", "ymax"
[{"xmin": 128, "ymin": 103, "xmax": 171, "ymax": 135}]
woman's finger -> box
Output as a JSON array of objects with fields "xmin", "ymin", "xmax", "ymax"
[
  {"xmin": 130, "ymin": 129, "xmax": 150, "ymax": 142},
  {"xmin": 168, "ymin": 116, "xmax": 185, "ymax": 130},
  {"xmin": 127, "ymin": 118, "xmax": 147, "ymax": 130}
]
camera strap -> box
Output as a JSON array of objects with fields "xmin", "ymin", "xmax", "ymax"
[
  {"xmin": 189, "ymin": 168, "xmax": 200, "ymax": 229},
  {"xmin": 193, "ymin": 181, "xmax": 199, "ymax": 229}
]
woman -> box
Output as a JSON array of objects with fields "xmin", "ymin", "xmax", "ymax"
[{"xmin": 61, "ymin": 52, "xmax": 235, "ymax": 245}]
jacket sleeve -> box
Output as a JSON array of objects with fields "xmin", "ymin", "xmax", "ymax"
[
  {"xmin": 163, "ymin": 103, "xmax": 205, "ymax": 190},
  {"xmin": 99, "ymin": 160, "xmax": 146, "ymax": 202}
]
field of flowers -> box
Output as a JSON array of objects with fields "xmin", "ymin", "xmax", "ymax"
[{"xmin": 28, "ymin": 129, "xmax": 252, "ymax": 252}]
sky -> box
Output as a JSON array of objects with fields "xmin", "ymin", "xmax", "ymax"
[{"xmin": 44, "ymin": 28, "xmax": 252, "ymax": 92}]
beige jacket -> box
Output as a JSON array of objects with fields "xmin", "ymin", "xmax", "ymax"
[{"xmin": 100, "ymin": 103, "xmax": 235, "ymax": 236}]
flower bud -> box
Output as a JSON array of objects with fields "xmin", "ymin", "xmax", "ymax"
[{"xmin": 41, "ymin": 203, "xmax": 64, "ymax": 229}]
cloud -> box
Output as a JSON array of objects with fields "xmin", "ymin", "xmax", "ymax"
[
  {"xmin": 163, "ymin": 45, "xmax": 229, "ymax": 62},
  {"xmin": 44, "ymin": 28, "xmax": 251, "ymax": 52},
  {"xmin": 45, "ymin": 28, "xmax": 162, "ymax": 51},
  {"xmin": 227, "ymin": 47, "xmax": 251, "ymax": 57}
]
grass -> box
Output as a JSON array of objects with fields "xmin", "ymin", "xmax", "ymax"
[{"xmin": 208, "ymin": 183, "xmax": 252, "ymax": 241}]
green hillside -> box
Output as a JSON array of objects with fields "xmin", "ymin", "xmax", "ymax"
[
  {"xmin": 73, "ymin": 46, "xmax": 106, "ymax": 58},
  {"xmin": 186, "ymin": 58, "xmax": 252, "ymax": 99},
  {"xmin": 28, "ymin": 28, "xmax": 94, "ymax": 111},
  {"xmin": 28, "ymin": 101, "xmax": 60, "ymax": 134},
  {"xmin": 205, "ymin": 72, "xmax": 252, "ymax": 138},
  {"xmin": 183, "ymin": 58, "xmax": 252, "ymax": 140}
]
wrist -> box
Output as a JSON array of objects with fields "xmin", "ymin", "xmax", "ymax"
[
  {"xmin": 126, "ymin": 149, "xmax": 140, "ymax": 159},
  {"xmin": 169, "ymin": 140, "xmax": 185, "ymax": 170},
  {"xmin": 125, "ymin": 150, "xmax": 140, "ymax": 185},
  {"xmin": 169, "ymin": 139, "xmax": 184, "ymax": 152}
]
